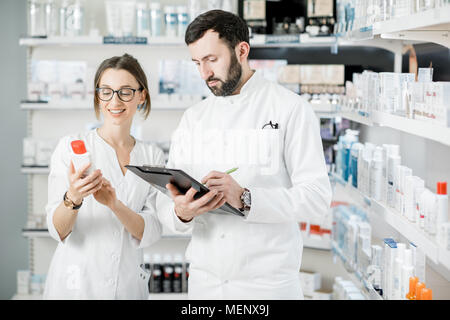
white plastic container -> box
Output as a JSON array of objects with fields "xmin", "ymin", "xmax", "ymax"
[
  {"xmin": 164, "ymin": 5, "xmax": 178, "ymax": 37},
  {"xmin": 387, "ymin": 155, "xmax": 401, "ymax": 208},
  {"xmin": 70, "ymin": 140, "xmax": 93, "ymax": 176},
  {"xmin": 150, "ymin": 2, "xmax": 163, "ymax": 36},
  {"xmin": 369, "ymin": 147, "xmax": 383, "ymax": 201}
]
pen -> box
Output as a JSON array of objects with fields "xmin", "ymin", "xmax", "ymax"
[{"xmin": 225, "ymin": 167, "xmax": 238, "ymax": 174}]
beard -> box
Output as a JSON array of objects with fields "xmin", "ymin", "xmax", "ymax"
[{"xmin": 206, "ymin": 51, "xmax": 242, "ymax": 97}]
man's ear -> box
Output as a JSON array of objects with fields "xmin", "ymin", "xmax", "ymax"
[{"xmin": 236, "ymin": 41, "xmax": 250, "ymax": 62}]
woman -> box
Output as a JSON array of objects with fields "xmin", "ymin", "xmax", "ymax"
[{"xmin": 44, "ymin": 54, "xmax": 164, "ymax": 299}]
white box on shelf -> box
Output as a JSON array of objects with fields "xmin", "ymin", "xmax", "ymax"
[
  {"xmin": 299, "ymin": 271, "xmax": 321, "ymax": 296},
  {"xmin": 17, "ymin": 270, "xmax": 30, "ymax": 295}
]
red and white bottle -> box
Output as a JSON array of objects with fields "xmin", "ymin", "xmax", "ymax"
[
  {"xmin": 436, "ymin": 182, "xmax": 448, "ymax": 245},
  {"xmin": 70, "ymin": 140, "xmax": 93, "ymax": 177}
]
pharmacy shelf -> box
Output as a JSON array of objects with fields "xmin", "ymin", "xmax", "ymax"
[
  {"xmin": 330, "ymin": 172, "xmax": 450, "ymax": 272},
  {"xmin": 21, "ymin": 166, "xmax": 50, "ymax": 174},
  {"xmin": 11, "ymin": 293, "xmax": 42, "ymax": 300},
  {"xmin": 339, "ymin": 110, "xmax": 450, "ymax": 147},
  {"xmin": 148, "ymin": 293, "xmax": 188, "ymax": 300},
  {"xmin": 303, "ymin": 236, "xmax": 332, "ymax": 251},
  {"xmin": 373, "ymin": 6, "xmax": 450, "ymax": 48},
  {"xmin": 371, "ymin": 111, "xmax": 450, "ymax": 147},
  {"xmin": 21, "ymin": 228, "xmax": 191, "ymax": 240},
  {"xmin": 339, "ymin": 111, "xmax": 374, "ymax": 126},
  {"xmin": 19, "ymin": 36, "xmax": 186, "ymax": 47},
  {"xmin": 337, "ymin": 6, "xmax": 450, "ymax": 47},
  {"xmin": 331, "ymin": 240, "xmax": 383, "ymax": 300},
  {"xmin": 20, "ymin": 100, "xmax": 190, "ymax": 111}
]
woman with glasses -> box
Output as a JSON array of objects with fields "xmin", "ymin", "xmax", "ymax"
[{"xmin": 43, "ymin": 54, "xmax": 164, "ymax": 299}]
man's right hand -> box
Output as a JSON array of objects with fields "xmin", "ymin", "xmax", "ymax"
[{"xmin": 166, "ymin": 183, "xmax": 226, "ymax": 222}]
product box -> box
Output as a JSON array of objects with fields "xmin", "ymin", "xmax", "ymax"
[
  {"xmin": 17, "ymin": 270, "xmax": 30, "ymax": 295},
  {"xmin": 382, "ymin": 238, "xmax": 397, "ymax": 300},
  {"xmin": 311, "ymin": 290, "xmax": 332, "ymax": 300},
  {"xmin": 299, "ymin": 271, "xmax": 321, "ymax": 297}
]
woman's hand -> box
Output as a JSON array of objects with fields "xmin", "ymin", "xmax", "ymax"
[
  {"xmin": 94, "ymin": 178, "xmax": 120, "ymax": 210},
  {"xmin": 67, "ymin": 161, "xmax": 103, "ymax": 205}
]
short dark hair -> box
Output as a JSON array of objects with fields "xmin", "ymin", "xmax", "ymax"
[
  {"xmin": 185, "ymin": 10, "xmax": 249, "ymax": 50},
  {"xmin": 94, "ymin": 53, "xmax": 151, "ymax": 119}
]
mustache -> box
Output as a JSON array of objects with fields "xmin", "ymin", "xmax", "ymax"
[{"xmin": 206, "ymin": 77, "xmax": 223, "ymax": 83}]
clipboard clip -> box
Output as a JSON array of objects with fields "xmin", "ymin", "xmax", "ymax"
[{"xmin": 262, "ymin": 121, "xmax": 279, "ymax": 129}]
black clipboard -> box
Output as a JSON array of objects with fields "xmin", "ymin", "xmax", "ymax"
[{"xmin": 125, "ymin": 165, "xmax": 245, "ymax": 217}]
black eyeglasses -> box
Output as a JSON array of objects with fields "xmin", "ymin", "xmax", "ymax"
[{"xmin": 96, "ymin": 87, "xmax": 143, "ymax": 102}]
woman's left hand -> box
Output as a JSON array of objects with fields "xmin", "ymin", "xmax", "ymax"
[{"xmin": 94, "ymin": 178, "xmax": 119, "ymax": 210}]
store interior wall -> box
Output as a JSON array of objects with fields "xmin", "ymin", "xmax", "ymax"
[{"xmin": 0, "ymin": 0, "xmax": 28, "ymax": 300}]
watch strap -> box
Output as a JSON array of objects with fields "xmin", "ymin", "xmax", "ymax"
[{"xmin": 64, "ymin": 191, "xmax": 82, "ymax": 210}]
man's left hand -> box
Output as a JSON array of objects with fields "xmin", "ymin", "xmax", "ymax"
[{"xmin": 201, "ymin": 171, "xmax": 244, "ymax": 209}]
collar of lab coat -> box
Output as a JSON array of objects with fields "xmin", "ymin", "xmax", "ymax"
[{"xmin": 216, "ymin": 69, "xmax": 261, "ymax": 104}]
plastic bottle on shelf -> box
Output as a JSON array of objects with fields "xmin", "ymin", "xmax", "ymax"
[
  {"xmin": 164, "ymin": 5, "xmax": 178, "ymax": 37},
  {"xmin": 426, "ymin": 191, "xmax": 437, "ymax": 236},
  {"xmin": 173, "ymin": 254, "xmax": 183, "ymax": 293},
  {"xmin": 369, "ymin": 146, "xmax": 384, "ymax": 201},
  {"xmin": 387, "ymin": 155, "xmax": 401, "ymax": 208},
  {"xmin": 436, "ymin": 182, "xmax": 448, "ymax": 242},
  {"xmin": 150, "ymin": 2, "xmax": 163, "ymax": 37},
  {"xmin": 162, "ymin": 254, "xmax": 174, "ymax": 293},
  {"xmin": 176, "ymin": 6, "xmax": 189, "ymax": 38},
  {"xmin": 406, "ymin": 276, "xmax": 419, "ymax": 300},
  {"xmin": 136, "ymin": 2, "xmax": 150, "ymax": 38},
  {"xmin": 150, "ymin": 254, "xmax": 163, "ymax": 293},
  {"xmin": 400, "ymin": 249, "xmax": 414, "ymax": 300},
  {"xmin": 350, "ymin": 143, "xmax": 364, "ymax": 188}
]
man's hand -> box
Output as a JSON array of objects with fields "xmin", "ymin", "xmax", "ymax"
[
  {"xmin": 201, "ymin": 171, "xmax": 244, "ymax": 209},
  {"xmin": 166, "ymin": 184, "xmax": 226, "ymax": 222}
]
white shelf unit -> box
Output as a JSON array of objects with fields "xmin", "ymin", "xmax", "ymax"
[
  {"xmin": 20, "ymin": 100, "xmax": 191, "ymax": 111},
  {"xmin": 331, "ymin": 241, "xmax": 383, "ymax": 300},
  {"xmin": 331, "ymin": 173, "xmax": 450, "ymax": 276},
  {"xmin": 339, "ymin": 110, "xmax": 450, "ymax": 147},
  {"xmin": 339, "ymin": 6, "xmax": 450, "ymax": 48}
]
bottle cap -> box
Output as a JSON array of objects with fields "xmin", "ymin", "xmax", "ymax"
[
  {"xmin": 415, "ymin": 282, "xmax": 426, "ymax": 300},
  {"xmin": 437, "ymin": 182, "xmax": 447, "ymax": 195},
  {"xmin": 406, "ymin": 276, "xmax": 418, "ymax": 300},
  {"xmin": 420, "ymin": 287, "xmax": 432, "ymax": 300},
  {"xmin": 71, "ymin": 140, "xmax": 87, "ymax": 154}
]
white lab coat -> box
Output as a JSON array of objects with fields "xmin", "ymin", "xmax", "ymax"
[
  {"xmin": 43, "ymin": 129, "xmax": 164, "ymax": 299},
  {"xmin": 156, "ymin": 71, "xmax": 332, "ymax": 299}
]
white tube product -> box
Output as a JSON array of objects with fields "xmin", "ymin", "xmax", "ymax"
[
  {"xmin": 370, "ymin": 147, "xmax": 384, "ymax": 201},
  {"xmin": 404, "ymin": 176, "xmax": 421, "ymax": 222},
  {"xmin": 418, "ymin": 189, "xmax": 430, "ymax": 230},
  {"xmin": 383, "ymin": 238, "xmax": 397, "ymax": 300},
  {"xmin": 387, "ymin": 155, "xmax": 401, "ymax": 208},
  {"xmin": 394, "ymin": 165, "xmax": 403, "ymax": 212},
  {"xmin": 436, "ymin": 182, "xmax": 448, "ymax": 242},
  {"xmin": 120, "ymin": 1, "xmax": 136, "ymax": 37},
  {"xmin": 393, "ymin": 243, "xmax": 405, "ymax": 300},
  {"xmin": 412, "ymin": 178, "xmax": 425, "ymax": 224},
  {"xmin": 426, "ymin": 191, "xmax": 437, "ymax": 236},
  {"xmin": 401, "ymin": 249, "xmax": 414, "ymax": 300},
  {"xmin": 362, "ymin": 145, "xmax": 374, "ymax": 195},
  {"xmin": 70, "ymin": 140, "xmax": 93, "ymax": 177},
  {"xmin": 399, "ymin": 166, "xmax": 413, "ymax": 217},
  {"xmin": 384, "ymin": 145, "xmax": 400, "ymax": 203}
]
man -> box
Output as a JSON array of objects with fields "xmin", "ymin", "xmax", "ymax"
[{"xmin": 156, "ymin": 10, "xmax": 332, "ymax": 299}]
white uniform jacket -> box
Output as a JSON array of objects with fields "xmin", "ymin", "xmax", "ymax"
[
  {"xmin": 156, "ymin": 71, "xmax": 332, "ymax": 300},
  {"xmin": 44, "ymin": 129, "xmax": 164, "ymax": 299}
]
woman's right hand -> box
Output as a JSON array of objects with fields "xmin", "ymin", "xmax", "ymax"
[{"xmin": 66, "ymin": 161, "xmax": 103, "ymax": 205}]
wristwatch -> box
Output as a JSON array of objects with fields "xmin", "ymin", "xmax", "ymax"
[
  {"xmin": 239, "ymin": 188, "xmax": 251, "ymax": 216},
  {"xmin": 63, "ymin": 191, "xmax": 83, "ymax": 210}
]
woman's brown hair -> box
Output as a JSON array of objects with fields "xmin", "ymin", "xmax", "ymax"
[{"xmin": 94, "ymin": 53, "xmax": 151, "ymax": 119}]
